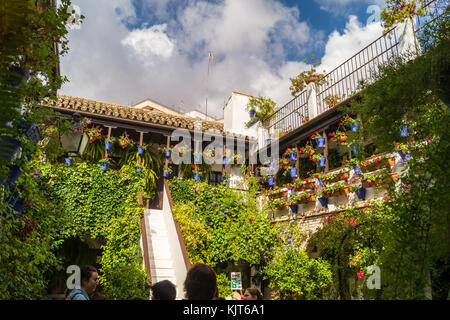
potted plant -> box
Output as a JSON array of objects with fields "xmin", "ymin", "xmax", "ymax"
[
  {"xmin": 293, "ymin": 191, "xmax": 316, "ymax": 204},
  {"xmin": 163, "ymin": 165, "xmax": 172, "ymax": 178},
  {"xmin": 192, "ymin": 165, "xmax": 201, "ymax": 181},
  {"xmin": 193, "ymin": 152, "xmax": 203, "ymax": 163},
  {"xmin": 342, "ymin": 115, "xmax": 360, "ymax": 132},
  {"xmin": 323, "ymin": 94, "xmax": 343, "ymax": 108},
  {"xmin": 400, "ymin": 122, "xmax": 409, "ymax": 137},
  {"xmin": 245, "ymin": 96, "xmax": 276, "ymax": 135},
  {"xmin": 99, "ymin": 156, "xmax": 110, "ymax": 172},
  {"xmin": 105, "ymin": 135, "xmax": 115, "ymax": 150},
  {"xmin": 65, "ymin": 157, "xmax": 73, "ymax": 167},
  {"xmin": 289, "ymin": 54, "xmax": 327, "ymax": 96},
  {"xmin": 118, "ymin": 134, "xmax": 133, "ymax": 148},
  {"xmin": 329, "ymin": 130, "xmax": 348, "ymax": 145},
  {"xmin": 285, "ymin": 148, "xmax": 297, "ymax": 161},
  {"xmin": 301, "ymin": 145, "xmax": 315, "ymax": 157},
  {"xmin": 86, "ymin": 127, "xmax": 102, "ymax": 143},
  {"xmin": 163, "ymin": 146, "xmax": 173, "ymax": 157},
  {"xmin": 204, "ymin": 148, "xmax": 216, "ymax": 158},
  {"xmin": 311, "ymin": 131, "xmax": 325, "ymax": 148},
  {"xmin": 176, "ymin": 144, "xmax": 189, "ymax": 157},
  {"xmin": 311, "ymin": 153, "xmax": 326, "ymax": 167},
  {"xmin": 288, "ymin": 201, "xmax": 298, "ymax": 214},
  {"xmin": 395, "ymin": 142, "xmax": 410, "ymax": 162},
  {"xmin": 280, "ymin": 157, "xmax": 290, "ymax": 166},
  {"xmin": 137, "ymin": 142, "xmax": 147, "ymax": 155}
]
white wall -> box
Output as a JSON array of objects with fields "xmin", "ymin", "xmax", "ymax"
[{"xmin": 223, "ymin": 92, "xmax": 259, "ymax": 139}]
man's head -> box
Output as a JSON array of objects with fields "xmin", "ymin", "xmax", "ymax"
[
  {"xmin": 184, "ymin": 263, "xmax": 217, "ymax": 300},
  {"xmin": 81, "ymin": 265, "xmax": 98, "ymax": 296},
  {"xmin": 151, "ymin": 280, "xmax": 176, "ymax": 300}
]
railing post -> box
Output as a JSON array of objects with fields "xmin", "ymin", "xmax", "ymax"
[
  {"xmin": 306, "ymin": 83, "xmax": 319, "ymax": 120},
  {"xmin": 397, "ymin": 17, "xmax": 420, "ymax": 59}
]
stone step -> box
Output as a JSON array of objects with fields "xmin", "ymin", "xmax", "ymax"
[
  {"xmin": 151, "ymin": 268, "xmax": 176, "ymax": 278},
  {"xmin": 152, "ymin": 259, "xmax": 174, "ymax": 269}
]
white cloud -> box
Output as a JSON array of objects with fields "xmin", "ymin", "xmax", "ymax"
[
  {"xmin": 59, "ymin": 0, "xmax": 385, "ymax": 119},
  {"xmin": 121, "ymin": 24, "xmax": 175, "ymax": 64}
]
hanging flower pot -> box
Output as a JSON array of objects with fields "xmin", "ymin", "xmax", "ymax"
[
  {"xmin": 136, "ymin": 166, "xmax": 143, "ymax": 173},
  {"xmin": 163, "ymin": 170, "xmax": 169, "ymax": 178},
  {"xmin": 221, "ymin": 176, "xmax": 227, "ymax": 182},
  {"xmin": 315, "ymin": 137, "xmax": 325, "ymax": 148},
  {"xmin": 318, "ymin": 197, "xmax": 328, "ymax": 208},
  {"xmin": 319, "ymin": 156, "xmax": 326, "ymax": 167},
  {"xmin": 194, "ymin": 154, "xmax": 202, "ymax": 163},
  {"xmin": 397, "ymin": 150, "xmax": 410, "ymax": 162},
  {"xmin": 165, "ymin": 150, "xmax": 171, "ymax": 157},
  {"xmin": 318, "ymin": 178, "xmax": 323, "ymax": 186},
  {"xmin": 282, "ymin": 159, "xmax": 290, "ymax": 166},
  {"xmin": 289, "ymin": 204, "xmax": 298, "ymax": 214},
  {"xmin": 138, "ymin": 147, "xmax": 145, "ymax": 155},
  {"xmin": 269, "ymin": 162, "xmax": 274, "ymax": 171},
  {"xmin": 266, "ymin": 139, "xmax": 272, "ymax": 145},
  {"xmin": 350, "ymin": 120, "xmax": 360, "ymax": 132},
  {"xmin": 353, "ymin": 165, "xmax": 362, "ymax": 175},
  {"xmin": 65, "ymin": 158, "xmax": 73, "ymax": 167},
  {"xmin": 194, "ymin": 173, "xmax": 200, "ymax": 181},
  {"xmin": 105, "ymin": 141, "xmax": 113, "ymax": 150},
  {"xmin": 306, "ymin": 149, "xmax": 315, "ymax": 157},
  {"xmin": 400, "ymin": 124, "xmax": 409, "ymax": 137},
  {"xmin": 222, "ymin": 157, "xmax": 227, "ymax": 165},
  {"xmin": 356, "ymin": 186, "xmax": 366, "ymax": 200},
  {"xmin": 337, "ymin": 134, "xmax": 348, "ymax": 145},
  {"xmin": 289, "ymin": 152, "xmax": 297, "ymax": 161},
  {"xmin": 249, "ymin": 109, "xmax": 256, "ymax": 118},
  {"xmin": 351, "ymin": 143, "xmax": 361, "ymax": 154},
  {"xmin": 290, "ymin": 168, "xmax": 297, "ymax": 177},
  {"xmin": 101, "ymin": 162, "xmax": 109, "ymax": 172},
  {"xmin": 268, "ymin": 177, "xmax": 274, "ymax": 186}
]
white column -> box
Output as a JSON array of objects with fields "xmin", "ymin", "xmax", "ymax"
[
  {"xmin": 397, "ymin": 17, "xmax": 420, "ymax": 60},
  {"xmin": 306, "ymin": 83, "xmax": 318, "ymax": 120}
]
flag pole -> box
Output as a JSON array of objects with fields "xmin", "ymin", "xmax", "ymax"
[{"xmin": 206, "ymin": 51, "xmax": 213, "ymax": 121}]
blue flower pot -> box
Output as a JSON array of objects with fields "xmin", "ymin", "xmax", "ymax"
[
  {"xmin": 194, "ymin": 173, "xmax": 200, "ymax": 181},
  {"xmin": 163, "ymin": 170, "xmax": 169, "ymax": 178},
  {"xmin": 165, "ymin": 150, "xmax": 171, "ymax": 157},
  {"xmin": 266, "ymin": 139, "xmax": 272, "ymax": 145},
  {"xmin": 194, "ymin": 154, "xmax": 201, "ymax": 163},
  {"xmin": 249, "ymin": 110, "xmax": 256, "ymax": 118},
  {"xmin": 101, "ymin": 162, "xmax": 109, "ymax": 171},
  {"xmin": 290, "ymin": 168, "xmax": 297, "ymax": 178},
  {"xmin": 289, "ymin": 204, "xmax": 298, "ymax": 214},
  {"xmin": 138, "ymin": 147, "xmax": 144, "ymax": 155},
  {"xmin": 105, "ymin": 141, "xmax": 113, "ymax": 150},
  {"xmin": 353, "ymin": 165, "xmax": 362, "ymax": 175},
  {"xmin": 350, "ymin": 120, "xmax": 360, "ymax": 132},
  {"xmin": 65, "ymin": 158, "xmax": 73, "ymax": 167},
  {"xmin": 356, "ymin": 186, "xmax": 366, "ymax": 200},
  {"xmin": 290, "ymin": 188, "xmax": 296, "ymax": 194},
  {"xmin": 136, "ymin": 166, "xmax": 143, "ymax": 173},
  {"xmin": 400, "ymin": 124, "xmax": 408, "ymax": 137},
  {"xmin": 319, "ymin": 156, "xmax": 326, "ymax": 167},
  {"xmin": 8, "ymin": 165, "xmax": 22, "ymax": 184},
  {"xmin": 289, "ymin": 152, "xmax": 297, "ymax": 161},
  {"xmin": 318, "ymin": 197, "xmax": 328, "ymax": 208},
  {"xmin": 269, "ymin": 162, "xmax": 274, "ymax": 171},
  {"xmin": 221, "ymin": 176, "xmax": 227, "ymax": 182},
  {"xmin": 222, "ymin": 157, "xmax": 227, "ymax": 165},
  {"xmin": 9, "ymin": 66, "xmax": 30, "ymax": 87},
  {"xmin": 318, "ymin": 178, "xmax": 323, "ymax": 186},
  {"xmin": 268, "ymin": 177, "xmax": 274, "ymax": 186},
  {"xmin": 397, "ymin": 150, "xmax": 410, "ymax": 162},
  {"xmin": 316, "ymin": 137, "xmax": 325, "ymax": 148},
  {"xmin": 351, "ymin": 143, "xmax": 360, "ymax": 154}
]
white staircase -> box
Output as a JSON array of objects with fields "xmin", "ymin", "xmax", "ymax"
[{"xmin": 142, "ymin": 184, "xmax": 188, "ymax": 300}]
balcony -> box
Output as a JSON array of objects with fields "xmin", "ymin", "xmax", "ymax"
[{"xmin": 267, "ymin": 0, "xmax": 442, "ymax": 139}]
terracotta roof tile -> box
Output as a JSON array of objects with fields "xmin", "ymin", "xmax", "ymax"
[{"xmin": 46, "ymin": 94, "xmax": 224, "ymax": 133}]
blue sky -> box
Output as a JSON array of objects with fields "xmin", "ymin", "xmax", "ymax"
[{"xmin": 60, "ymin": 0, "xmax": 386, "ymax": 119}]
